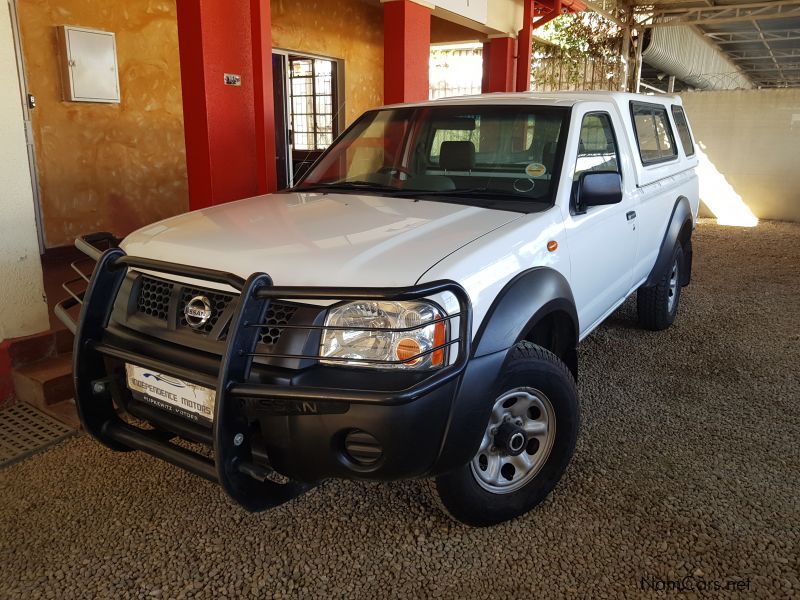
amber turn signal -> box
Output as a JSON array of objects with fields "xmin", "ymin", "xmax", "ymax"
[
  {"xmin": 395, "ymin": 338, "xmax": 423, "ymax": 365},
  {"xmin": 547, "ymin": 240, "xmax": 558, "ymax": 252},
  {"xmin": 395, "ymin": 319, "xmax": 446, "ymax": 367},
  {"xmin": 431, "ymin": 319, "xmax": 446, "ymax": 367}
]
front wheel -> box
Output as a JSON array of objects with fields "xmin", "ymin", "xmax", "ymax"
[{"xmin": 432, "ymin": 342, "xmax": 579, "ymax": 527}]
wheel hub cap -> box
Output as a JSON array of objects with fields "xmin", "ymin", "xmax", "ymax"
[
  {"xmin": 668, "ymin": 258, "xmax": 680, "ymax": 313},
  {"xmin": 494, "ymin": 422, "xmax": 527, "ymax": 456},
  {"xmin": 470, "ymin": 387, "xmax": 556, "ymax": 494}
]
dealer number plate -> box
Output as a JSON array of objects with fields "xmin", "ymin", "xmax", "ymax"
[{"xmin": 125, "ymin": 364, "xmax": 216, "ymax": 424}]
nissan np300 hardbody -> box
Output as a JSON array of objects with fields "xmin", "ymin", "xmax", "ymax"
[{"xmin": 59, "ymin": 92, "xmax": 699, "ymax": 526}]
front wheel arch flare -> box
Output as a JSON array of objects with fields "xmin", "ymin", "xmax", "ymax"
[
  {"xmin": 435, "ymin": 271, "xmax": 578, "ymax": 474},
  {"xmin": 472, "ymin": 267, "xmax": 579, "ymax": 362},
  {"xmin": 523, "ymin": 308, "xmax": 578, "ymax": 380}
]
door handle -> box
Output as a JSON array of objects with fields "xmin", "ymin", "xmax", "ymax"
[{"xmin": 626, "ymin": 211, "xmax": 637, "ymax": 221}]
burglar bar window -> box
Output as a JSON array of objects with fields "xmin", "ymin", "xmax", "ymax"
[{"xmin": 289, "ymin": 57, "xmax": 337, "ymax": 151}]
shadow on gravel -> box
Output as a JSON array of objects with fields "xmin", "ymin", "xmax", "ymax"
[{"xmin": 0, "ymin": 220, "xmax": 798, "ymax": 599}]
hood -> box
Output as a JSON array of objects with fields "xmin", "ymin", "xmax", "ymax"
[{"xmin": 121, "ymin": 192, "xmax": 523, "ymax": 288}]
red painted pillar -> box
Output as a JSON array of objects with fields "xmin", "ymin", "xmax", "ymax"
[
  {"xmin": 251, "ymin": 0, "xmax": 279, "ymax": 196},
  {"xmin": 517, "ymin": 0, "xmax": 577, "ymax": 92},
  {"xmin": 516, "ymin": 0, "xmax": 534, "ymax": 92},
  {"xmin": 482, "ymin": 36, "xmax": 517, "ymax": 93},
  {"xmin": 383, "ymin": 0, "xmax": 432, "ymax": 104},
  {"xmin": 176, "ymin": 0, "xmax": 277, "ymax": 211}
]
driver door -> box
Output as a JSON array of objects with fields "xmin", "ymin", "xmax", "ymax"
[{"xmin": 563, "ymin": 107, "xmax": 638, "ymax": 335}]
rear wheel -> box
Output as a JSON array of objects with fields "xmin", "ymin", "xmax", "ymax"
[
  {"xmin": 432, "ymin": 342, "xmax": 579, "ymax": 527},
  {"xmin": 637, "ymin": 244, "xmax": 684, "ymax": 331}
]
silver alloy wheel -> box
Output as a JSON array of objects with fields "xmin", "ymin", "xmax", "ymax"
[
  {"xmin": 667, "ymin": 257, "xmax": 680, "ymax": 314},
  {"xmin": 470, "ymin": 387, "xmax": 556, "ymax": 494}
]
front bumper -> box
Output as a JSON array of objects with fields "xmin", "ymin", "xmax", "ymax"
[{"xmin": 58, "ymin": 236, "xmax": 488, "ymax": 511}]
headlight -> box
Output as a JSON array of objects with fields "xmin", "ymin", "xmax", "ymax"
[{"xmin": 319, "ymin": 300, "xmax": 448, "ymax": 369}]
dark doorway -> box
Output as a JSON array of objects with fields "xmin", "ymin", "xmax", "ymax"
[
  {"xmin": 287, "ymin": 55, "xmax": 338, "ymax": 180},
  {"xmin": 272, "ymin": 54, "xmax": 290, "ymax": 190},
  {"xmin": 271, "ymin": 52, "xmax": 342, "ymax": 187}
]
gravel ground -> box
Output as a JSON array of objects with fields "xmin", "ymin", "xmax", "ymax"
[{"xmin": 1, "ymin": 219, "xmax": 798, "ymax": 599}]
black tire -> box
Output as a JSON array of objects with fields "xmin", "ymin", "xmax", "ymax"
[
  {"xmin": 637, "ymin": 244, "xmax": 684, "ymax": 331},
  {"xmin": 681, "ymin": 238, "xmax": 693, "ymax": 286},
  {"xmin": 433, "ymin": 342, "xmax": 580, "ymax": 527}
]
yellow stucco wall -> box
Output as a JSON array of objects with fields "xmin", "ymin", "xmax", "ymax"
[
  {"xmin": 681, "ymin": 89, "xmax": 800, "ymax": 223},
  {"xmin": 271, "ymin": 0, "xmax": 384, "ymax": 123},
  {"xmin": 18, "ymin": 0, "xmax": 385, "ymax": 249},
  {"xmin": 18, "ymin": 0, "xmax": 188, "ymax": 248}
]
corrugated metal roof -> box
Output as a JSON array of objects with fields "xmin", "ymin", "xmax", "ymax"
[
  {"xmin": 586, "ymin": 0, "xmax": 800, "ymax": 88},
  {"xmin": 640, "ymin": 0, "xmax": 800, "ymax": 88}
]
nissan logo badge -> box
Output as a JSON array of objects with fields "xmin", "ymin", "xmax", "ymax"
[{"xmin": 185, "ymin": 296, "xmax": 212, "ymax": 329}]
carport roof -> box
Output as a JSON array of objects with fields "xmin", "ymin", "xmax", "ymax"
[{"xmin": 588, "ymin": 1, "xmax": 800, "ymax": 88}]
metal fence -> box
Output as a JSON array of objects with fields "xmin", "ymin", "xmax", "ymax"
[
  {"xmin": 429, "ymin": 46, "xmax": 625, "ymax": 99},
  {"xmin": 430, "ymin": 46, "xmax": 483, "ymax": 100},
  {"xmin": 531, "ymin": 55, "xmax": 624, "ymax": 92}
]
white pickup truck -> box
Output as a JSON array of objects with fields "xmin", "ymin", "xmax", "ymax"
[{"xmin": 59, "ymin": 91, "xmax": 699, "ymax": 526}]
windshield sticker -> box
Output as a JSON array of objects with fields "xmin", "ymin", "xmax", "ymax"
[{"xmin": 525, "ymin": 163, "xmax": 547, "ymax": 177}]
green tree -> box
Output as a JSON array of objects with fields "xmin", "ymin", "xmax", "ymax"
[{"xmin": 531, "ymin": 12, "xmax": 623, "ymax": 91}]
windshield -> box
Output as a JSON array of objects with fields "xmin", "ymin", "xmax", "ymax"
[{"xmin": 294, "ymin": 105, "xmax": 570, "ymax": 211}]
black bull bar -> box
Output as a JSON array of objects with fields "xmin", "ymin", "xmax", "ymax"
[{"xmin": 56, "ymin": 235, "xmax": 472, "ymax": 511}]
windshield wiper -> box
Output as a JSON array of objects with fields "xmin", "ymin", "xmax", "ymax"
[
  {"xmin": 295, "ymin": 181, "xmax": 401, "ymax": 194},
  {"xmin": 394, "ymin": 188, "xmax": 544, "ymax": 202},
  {"xmin": 295, "ymin": 182, "xmax": 547, "ymax": 208}
]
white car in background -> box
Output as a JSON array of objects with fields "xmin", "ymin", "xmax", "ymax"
[{"xmin": 59, "ymin": 91, "xmax": 699, "ymax": 526}]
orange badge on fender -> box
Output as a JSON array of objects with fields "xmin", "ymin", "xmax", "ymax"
[{"xmin": 547, "ymin": 240, "xmax": 558, "ymax": 252}]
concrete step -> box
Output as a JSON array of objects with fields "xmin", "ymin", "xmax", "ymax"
[
  {"xmin": 33, "ymin": 398, "xmax": 81, "ymax": 430},
  {"xmin": 5, "ymin": 326, "xmax": 74, "ymax": 366},
  {"xmin": 5, "ymin": 330, "xmax": 58, "ymax": 368},
  {"xmin": 11, "ymin": 354, "xmax": 73, "ymax": 409},
  {"xmin": 54, "ymin": 326, "xmax": 74, "ymax": 355}
]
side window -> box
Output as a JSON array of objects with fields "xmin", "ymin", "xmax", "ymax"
[
  {"xmin": 631, "ymin": 102, "xmax": 678, "ymax": 164},
  {"xmin": 671, "ymin": 105, "xmax": 695, "ymax": 156},
  {"xmin": 574, "ymin": 113, "xmax": 620, "ymax": 181}
]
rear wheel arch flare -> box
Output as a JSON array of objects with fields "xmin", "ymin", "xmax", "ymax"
[
  {"xmin": 645, "ymin": 196, "xmax": 693, "ymax": 287},
  {"xmin": 678, "ymin": 218, "xmax": 692, "ymax": 246}
]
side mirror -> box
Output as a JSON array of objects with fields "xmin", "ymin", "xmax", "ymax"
[{"xmin": 574, "ymin": 171, "xmax": 622, "ymax": 213}]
